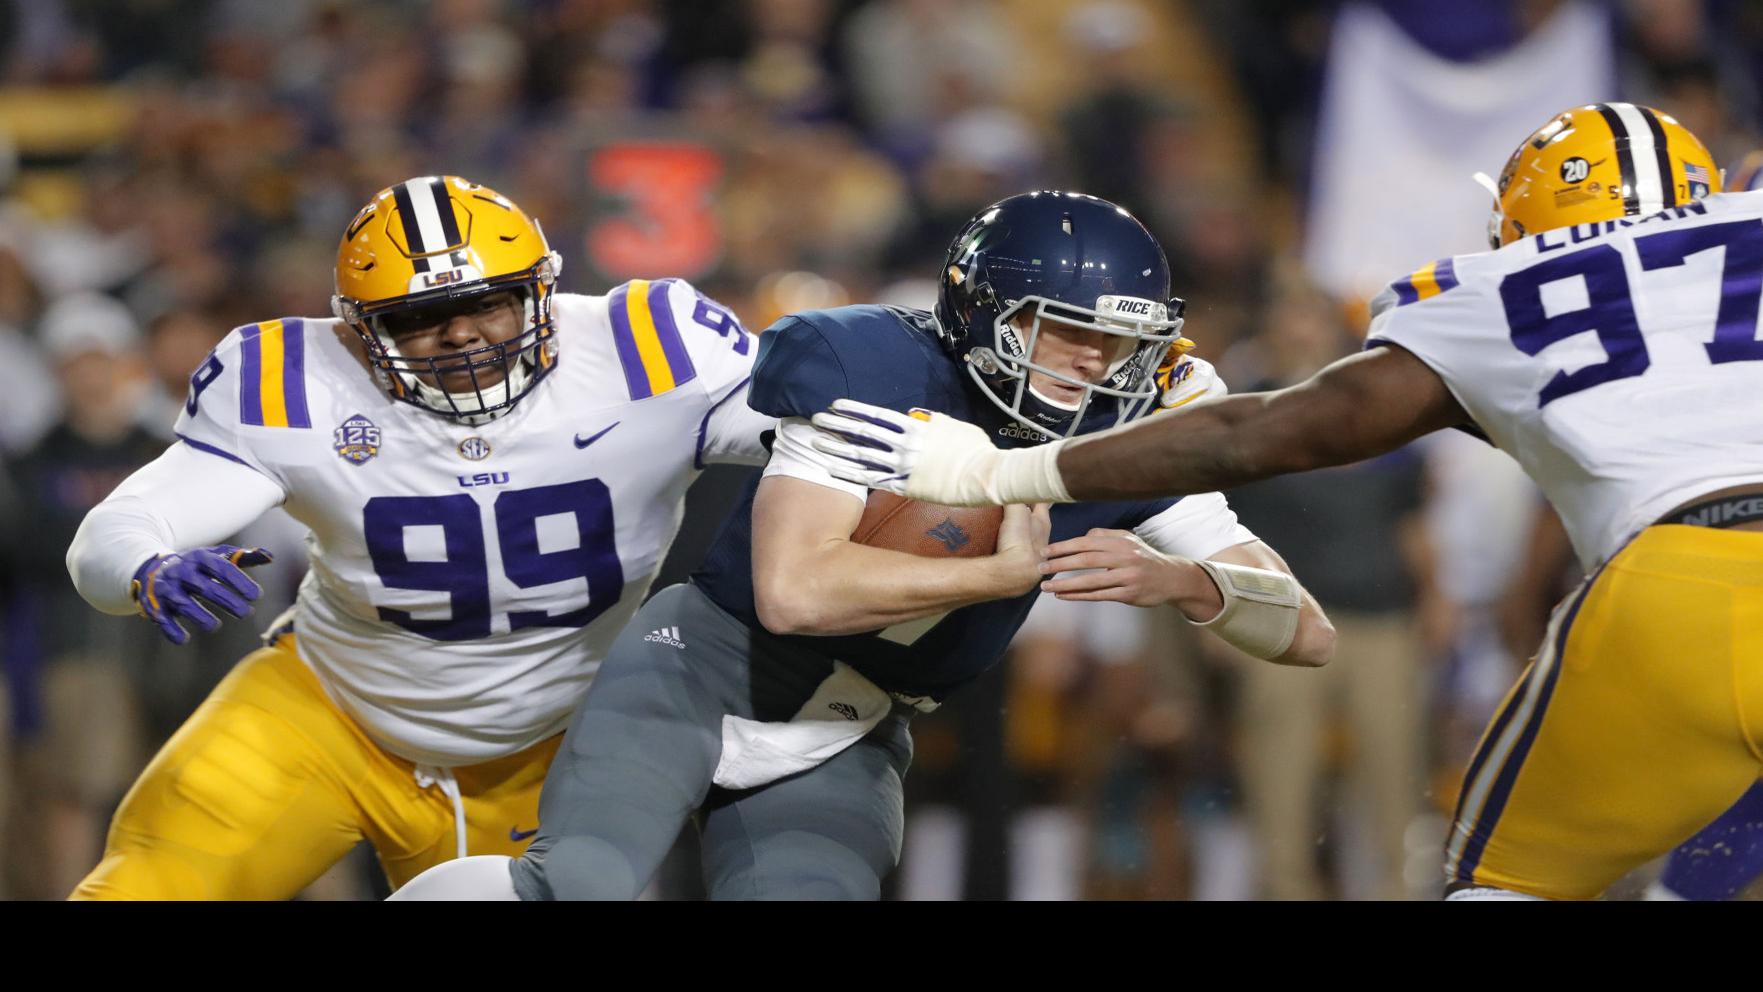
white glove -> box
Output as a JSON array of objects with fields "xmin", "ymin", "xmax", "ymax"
[{"xmin": 809, "ymin": 399, "xmax": 1073, "ymax": 506}]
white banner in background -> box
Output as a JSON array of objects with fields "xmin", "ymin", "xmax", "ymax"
[{"xmin": 1304, "ymin": 2, "xmax": 1617, "ymax": 302}]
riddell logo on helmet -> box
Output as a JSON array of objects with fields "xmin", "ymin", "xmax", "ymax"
[{"xmin": 998, "ymin": 423, "xmax": 1051, "ymax": 442}]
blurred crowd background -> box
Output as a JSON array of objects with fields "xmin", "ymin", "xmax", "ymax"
[{"xmin": 1, "ymin": 0, "xmax": 1760, "ymax": 900}]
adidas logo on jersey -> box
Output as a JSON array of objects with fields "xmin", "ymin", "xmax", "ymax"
[
  {"xmin": 997, "ymin": 423, "xmax": 1051, "ymax": 442},
  {"xmin": 828, "ymin": 701, "xmax": 860, "ymax": 721},
  {"xmin": 644, "ymin": 626, "xmax": 686, "ymax": 648}
]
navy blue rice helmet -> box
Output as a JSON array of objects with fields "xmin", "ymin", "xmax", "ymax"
[{"xmin": 932, "ymin": 190, "xmax": 1188, "ymax": 439}]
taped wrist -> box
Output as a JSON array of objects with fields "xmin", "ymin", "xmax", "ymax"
[
  {"xmin": 1188, "ymin": 559, "xmax": 1301, "ymax": 659},
  {"xmin": 987, "ymin": 439, "xmax": 1074, "ymax": 504}
]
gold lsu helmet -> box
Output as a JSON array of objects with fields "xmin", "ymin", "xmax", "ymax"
[
  {"xmin": 331, "ymin": 176, "xmax": 563, "ymax": 421},
  {"xmin": 1480, "ymin": 102, "xmax": 1721, "ymax": 250}
]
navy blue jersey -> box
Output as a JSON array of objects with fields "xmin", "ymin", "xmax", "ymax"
[{"xmin": 692, "ymin": 305, "xmax": 1183, "ymax": 700}]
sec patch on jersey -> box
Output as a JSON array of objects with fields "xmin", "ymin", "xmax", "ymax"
[{"xmin": 851, "ymin": 492, "xmax": 1002, "ymax": 558}]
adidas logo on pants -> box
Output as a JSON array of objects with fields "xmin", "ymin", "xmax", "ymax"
[{"xmin": 643, "ymin": 626, "xmax": 685, "ymax": 648}]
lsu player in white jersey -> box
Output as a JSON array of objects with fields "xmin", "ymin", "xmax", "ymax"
[
  {"xmin": 63, "ymin": 176, "xmax": 772, "ymax": 898},
  {"xmin": 812, "ymin": 103, "xmax": 1763, "ymax": 900}
]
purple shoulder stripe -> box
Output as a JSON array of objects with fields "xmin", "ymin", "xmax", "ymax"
[
  {"xmin": 238, "ymin": 328, "xmax": 264, "ymax": 426},
  {"xmin": 648, "ymin": 279, "xmax": 698, "ymax": 388},
  {"xmin": 282, "ymin": 318, "xmax": 311, "ymax": 429},
  {"xmin": 606, "ymin": 283, "xmax": 652, "ymax": 400},
  {"xmin": 1434, "ymin": 257, "xmax": 1460, "ymax": 293},
  {"xmin": 1392, "ymin": 277, "xmax": 1420, "ymax": 306}
]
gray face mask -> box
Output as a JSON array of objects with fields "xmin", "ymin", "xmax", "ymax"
[{"xmin": 962, "ymin": 294, "xmax": 1189, "ymax": 440}]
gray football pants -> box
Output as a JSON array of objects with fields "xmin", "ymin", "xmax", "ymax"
[{"xmin": 511, "ymin": 582, "xmax": 915, "ymax": 900}]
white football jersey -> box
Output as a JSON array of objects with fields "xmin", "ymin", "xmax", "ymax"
[
  {"xmin": 1367, "ymin": 189, "xmax": 1763, "ymax": 571},
  {"xmin": 174, "ymin": 280, "xmax": 771, "ymax": 766}
]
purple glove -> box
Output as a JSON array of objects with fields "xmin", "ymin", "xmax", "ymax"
[{"xmin": 131, "ymin": 545, "xmax": 275, "ymax": 645}]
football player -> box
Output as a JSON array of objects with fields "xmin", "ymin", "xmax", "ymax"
[
  {"xmin": 815, "ymin": 104, "xmax": 1763, "ymax": 901},
  {"xmin": 393, "ymin": 191, "xmax": 1335, "ymax": 900},
  {"xmin": 64, "ymin": 176, "xmax": 773, "ymax": 898},
  {"xmin": 1643, "ymin": 150, "xmax": 1763, "ymax": 903}
]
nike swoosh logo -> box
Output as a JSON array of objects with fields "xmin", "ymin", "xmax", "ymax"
[
  {"xmin": 574, "ymin": 421, "xmax": 620, "ymax": 449},
  {"xmin": 509, "ymin": 826, "xmax": 539, "ymax": 842}
]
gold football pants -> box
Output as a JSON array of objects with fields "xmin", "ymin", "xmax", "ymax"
[
  {"xmin": 71, "ymin": 635, "xmax": 560, "ymax": 900},
  {"xmin": 1447, "ymin": 524, "xmax": 1763, "ymax": 899}
]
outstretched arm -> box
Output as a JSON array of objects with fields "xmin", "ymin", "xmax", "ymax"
[
  {"xmin": 1059, "ymin": 345, "xmax": 1468, "ymax": 501},
  {"xmin": 813, "ymin": 344, "xmax": 1470, "ymax": 505},
  {"xmin": 68, "ymin": 441, "xmax": 285, "ymax": 642}
]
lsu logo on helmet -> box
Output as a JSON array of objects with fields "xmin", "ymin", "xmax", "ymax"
[{"xmin": 1480, "ymin": 103, "xmax": 1721, "ymax": 249}]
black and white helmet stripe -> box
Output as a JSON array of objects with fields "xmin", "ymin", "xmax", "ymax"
[
  {"xmin": 393, "ymin": 177, "xmax": 464, "ymax": 254},
  {"xmin": 391, "ymin": 181, "xmax": 427, "ymax": 253},
  {"xmin": 392, "ymin": 177, "xmax": 469, "ymax": 274},
  {"xmin": 1595, "ymin": 102, "xmax": 1675, "ymax": 216},
  {"xmin": 1636, "ymin": 107, "xmax": 1676, "ymax": 208},
  {"xmin": 428, "ymin": 177, "xmax": 463, "ymax": 246}
]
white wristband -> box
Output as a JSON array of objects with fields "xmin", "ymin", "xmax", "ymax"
[
  {"xmin": 1187, "ymin": 559, "xmax": 1301, "ymax": 660},
  {"xmin": 988, "ymin": 439, "xmax": 1074, "ymax": 504}
]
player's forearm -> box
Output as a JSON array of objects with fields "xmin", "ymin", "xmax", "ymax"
[
  {"xmin": 1272, "ymin": 590, "xmax": 1336, "ymax": 667},
  {"xmin": 1057, "ymin": 388, "xmax": 1347, "ymax": 501},
  {"xmin": 754, "ymin": 540, "xmax": 1032, "ymax": 636},
  {"xmin": 1162, "ymin": 558, "xmax": 1226, "ymax": 619},
  {"xmin": 66, "ymin": 443, "xmax": 286, "ymax": 613},
  {"xmin": 67, "ymin": 495, "xmax": 183, "ymax": 614},
  {"xmin": 1054, "ymin": 349, "xmax": 1459, "ymax": 502},
  {"xmin": 1171, "ymin": 567, "xmax": 1332, "ymax": 667},
  {"xmin": 1189, "ymin": 541, "xmax": 1335, "ymax": 668}
]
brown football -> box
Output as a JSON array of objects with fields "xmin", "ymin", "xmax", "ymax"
[{"xmin": 850, "ymin": 491, "xmax": 1004, "ymax": 558}]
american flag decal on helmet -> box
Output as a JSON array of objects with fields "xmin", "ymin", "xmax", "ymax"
[{"xmin": 1684, "ymin": 160, "xmax": 1712, "ymax": 198}]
